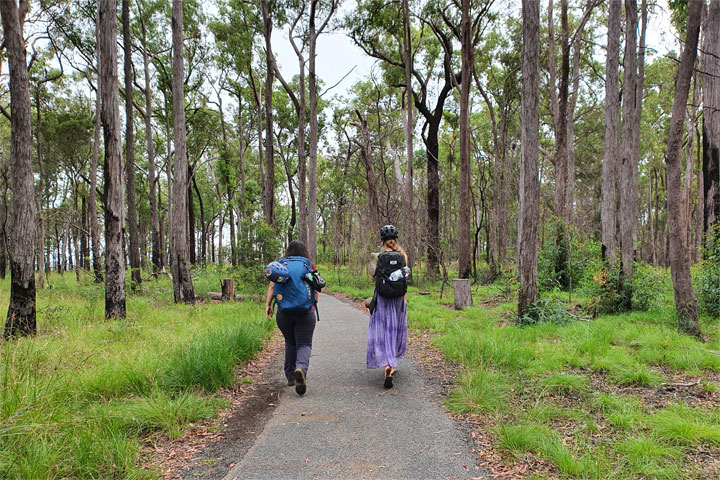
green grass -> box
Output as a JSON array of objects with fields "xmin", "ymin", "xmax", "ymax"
[
  {"xmin": 648, "ymin": 405, "xmax": 720, "ymax": 446},
  {"xmin": 387, "ymin": 271, "xmax": 720, "ymax": 479},
  {"xmin": 447, "ymin": 367, "xmax": 510, "ymax": 413},
  {"xmin": 0, "ymin": 270, "xmax": 271, "ymax": 479},
  {"xmin": 538, "ymin": 373, "xmax": 589, "ymax": 394}
]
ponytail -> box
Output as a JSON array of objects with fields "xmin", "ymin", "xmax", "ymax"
[{"xmin": 383, "ymin": 238, "xmax": 407, "ymax": 259}]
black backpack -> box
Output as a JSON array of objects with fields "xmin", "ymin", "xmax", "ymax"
[{"xmin": 374, "ymin": 251, "xmax": 407, "ymax": 298}]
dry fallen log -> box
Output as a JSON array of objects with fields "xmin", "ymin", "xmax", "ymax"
[
  {"xmin": 662, "ymin": 378, "xmax": 702, "ymax": 388},
  {"xmin": 207, "ymin": 292, "xmax": 265, "ymax": 302}
]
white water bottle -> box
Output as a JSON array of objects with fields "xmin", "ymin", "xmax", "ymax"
[{"xmin": 388, "ymin": 268, "xmax": 404, "ymax": 281}]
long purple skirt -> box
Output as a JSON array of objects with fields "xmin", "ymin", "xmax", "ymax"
[{"xmin": 366, "ymin": 294, "xmax": 407, "ymax": 369}]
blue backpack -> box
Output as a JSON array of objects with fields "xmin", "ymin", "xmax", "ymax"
[{"xmin": 273, "ymin": 256, "xmax": 315, "ymax": 313}]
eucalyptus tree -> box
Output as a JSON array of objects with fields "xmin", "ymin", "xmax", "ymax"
[
  {"xmin": 546, "ymin": 0, "xmax": 598, "ymax": 288},
  {"xmin": 401, "ymin": 0, "xmax": 414, "ymax": 268},
  {"xmin": 518, "ymin": 0, "xmax": 540, "ymax": 317},
  {"xmin": 260, "ymin": 0, "xmax": 276, "ymax": 228},
  {"xmin": 170, "ymin": 0, "xmax": 195, "ymax": 302},
  {"xmin": 436, "ymin": 0, "xmax": 494, "ymax": 279},
  {"xmin": 307, "ymin": 0, "xmax": 338, "ymax": 263},
  {"xmin": 136, "ymin": 0, "xmax": 163, "ymax": 275},
  {"xmin": 1, "ymin": 0, "xmax": 38, "ymax": 337},
  {"xmin": 123, "ymin": 0, "xmax": 141, "ymax": 289},
  {"xmin": 617, "ymin": 0, "xmax": 647, "ymax": 307},
  {"xmin": 98, "ymin": 0, "xmax": 126, "ymax": 318},
  {"xmin": 704, "ymin": 0, "xmax": 720, "ymax": 235},
  {"xmin": 270, "ymin": 0, "xmax": 309, "ymax": 245},
  {"xmin": 0, "ymin": 160, "xmax": 8, "ymax": 279},
  {"xmin": 665, "ymin": 0, "xmax": 703, "ymax": 338},
  {"xmin": 601, "ymin": 0, "xmax": 620, "ymax": 264},
  {"xmin": 348, "ymin": 0, "xmax": 458, "ymax": 275}
]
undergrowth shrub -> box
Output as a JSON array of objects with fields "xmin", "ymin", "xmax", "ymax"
[
  {"xmin": 582, "ymin": 261, "xmax": 664, "ymax": 316},
  {"xmin": 694, "ymin": 228, "xmax": 720, "ymax": 318},
  {"xmin": 537, "ymin": 222, "xmax": 599, "ymax": 292},
  {"xmin": 515, "ymin": 296, "xmax": 572, "ymax": 326}
]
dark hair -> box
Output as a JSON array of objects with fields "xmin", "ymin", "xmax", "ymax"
[{"xmin": 285, "ymin": 240, "xmax": 310, "ymax": 259}]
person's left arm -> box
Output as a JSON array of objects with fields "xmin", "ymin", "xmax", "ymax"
[
  {"xmin": 265, "ymin": 282, "xmax": 274, "ymax": 320},
  {"xmin": 403, "ymin": 253, "xmax": 409, "ymax": 304}
]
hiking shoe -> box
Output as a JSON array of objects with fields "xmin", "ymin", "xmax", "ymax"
[
  {"xmin": 383, "ymin": 366, "xmax": 393, "ymax": 389},
  {"xmin": 287, "ymin": 379, "xmax": 296, "ymax": 386},
  {"xmin": 294, "ymin": 368, "xmax": 306, "ymax": 395}
]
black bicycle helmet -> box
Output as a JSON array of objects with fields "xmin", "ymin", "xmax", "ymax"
[{"xmin": 380, "ymin": 224, "xmax": 399, "ymax": 240}]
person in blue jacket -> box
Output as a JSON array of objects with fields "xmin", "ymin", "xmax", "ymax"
[{"xmin": 265, "ymin": 240, "xmax": 319, "ymax": 395}]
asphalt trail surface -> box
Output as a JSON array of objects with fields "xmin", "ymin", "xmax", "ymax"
[{"xmin": 223, "ymin": 293, "xmax": 482, "ymax": 480}]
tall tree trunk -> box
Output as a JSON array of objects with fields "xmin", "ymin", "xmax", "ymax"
[
  {"xmin": 308, "ymin": 0, "xmax": 321, "ymax": 263},
  {"xmin": 123, "ymin": 0, "xmax": 142, "ymax": 289},
  {"xmin": 1, "ymin": 0, "xmax": 37, "ymax": 337},
  {"xmin": 272, "ymin": 20, "xmax": 307, "ymax": 247},
  {"xmin": 192, "ymin": 174, "xmax": 205, "ymax": 265},
  {"xmin": 164, "ymin": 93, "xmax": 173, "ymax": 268},
  {"xmin": 216, "ymin": 92, "xmax": 236, "ymax": 266},
  {"xmin": 426, "ymin": 116, "xmax": 442, "ymax": 276},
  {"xmin": 704, "ymin": 0, "xmax": 720, "ymax": 234},
  {"xmin": 261, "ymin": 0, "xmax": 275, "ymax": 228},
  {"xmin": 90, "ymin": 37, "xmax": 103, "ymax": 283},
  {"xmin": 0, "ymin": 175, "xmax": 7, "ymax": 279},
  {"xmin": 249, "ymin": 68, "xmax": 266, "ymax": 228},
  {"xmin": 696, "ymin": 125, "xmax": 704, "ymax": 262},
  {"xmin": 81, "ymin": 194, "xmax": 88, "ymax": 269},
  {"xmin": 602, "ymin": 0, "xmax": 621, "ymax": 264},
  {"xmin": 666, "ymin": 0, "xmax": 702, "ymax": 338},
  {"xmin": 33, "ymin": 85, "xmax": 47, "ymax": 290},
  {"xmin": 99, "ymin": 0, "xmax": 126, "ymax": 319},
  {"xmin": 353, "ymin": 110, "xmax": 381, "ymax": 231},
  {"xmin": 141, "ymin": 14, "xmax": 160, "ymax": 277},
  {"xmin": 170, "ymin": 0, "xmax": 194, "ymax": 302},
  {"xmin": 565, "ymin": 0, "xmax": 595, "ymax": 222},
  {"xmin": 188, "ymin": 163, "xmax": 196, "ymax": 266},
  {"xmin": 518, "ymin": 0, "xmax": 540, "ymax": 317},
  {"xmin": 457, "ymin": 0, "xmax": 472, "ymax": 279},
  {"xmin": 236, "ymin": 91, "xmax": 247, "ymax": 221},
  {"xmin": 218, "ymin": 208, "xmax": 223, "ymax": 265},
  {"xmin": 618, "ymin": 0, "xmax": 641, "ymax": 308},
  {"xmin": 549, "ymin": 0, "xmax": 571, "ymax": 289},
  {"xmin": 289, "ymin": 18, "xmax": 308, "ymax": 247},
  {"xmin": 73, "ymin": 182, "xmax": 82, "ymax": 283},
  {"xmin": 402, "ymin": 0, "xmax": 414, "ymax": 268},
  {"xmin": 236, "ymin": 91, "xmax": 247, "ymax": 264},
  {"xmin": 685, "ymin": 70, "xmax": 699, "ymax": 253},
  {"xmin": 553, "ymin": 0, "xmax": 569, "ymax": 221}
]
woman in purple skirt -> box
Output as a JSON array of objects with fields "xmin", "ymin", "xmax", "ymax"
[{"xmin": 367, "ymin": 225, "xmax": 408, "ymax": 388}]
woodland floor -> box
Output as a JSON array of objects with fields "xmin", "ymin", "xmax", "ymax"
[{"xmin": 148, "ymin": 284, "xmax": 720, "ymax": 480}]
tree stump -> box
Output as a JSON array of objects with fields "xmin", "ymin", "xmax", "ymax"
[
  {"xmin": 453, "ymin": 278, "xmax": 473, "ymax": 310},
  {"xmin": 221, "ymin": 278, "xmax": 235, "ymax": 301}
]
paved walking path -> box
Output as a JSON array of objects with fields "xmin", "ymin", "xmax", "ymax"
[{"xmin": 223, "ymin": 293, "xmax": 483, "ymax": 480}]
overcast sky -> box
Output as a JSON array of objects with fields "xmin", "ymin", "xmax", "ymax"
[{"xmin": 269, "ymin": 0, "xmax": 678, "ymax": 103}]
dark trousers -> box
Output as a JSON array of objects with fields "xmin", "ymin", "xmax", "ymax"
[{"xmin": 276, "ymin": 309, "xmax": 317, "ymax": 380}]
